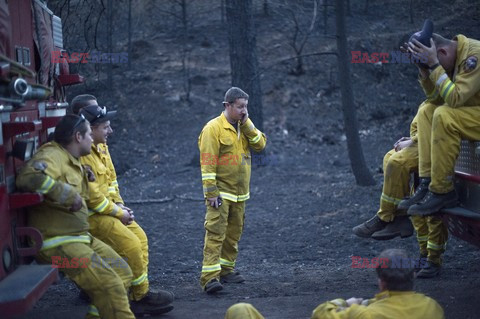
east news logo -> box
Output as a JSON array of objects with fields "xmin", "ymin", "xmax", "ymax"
[{"xmin": 351, "ymin": 256, "xmax": 428, "ymax": 269}]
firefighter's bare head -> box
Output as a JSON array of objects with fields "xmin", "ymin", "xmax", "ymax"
[
  {"xmin": 54, "ymin": 114, "xmax": 93, "ymax": 157},
  {"xmin": 70, "ymin": 94, "xmax": 98, "ymax": 115},
  {"xmin": 375, "ymin": 249, "xmax": 414, "ymax": 292},
  {"xmin": 80, "ymin": 105, "xmax": 116, "ymax": 145},
  {"xmin": 432, "ymin": 33, "xmax": 457, "ymax": 74},
  {"xmin": 223, "ymin": 87, "xmax": 249, "ymax": 123}
]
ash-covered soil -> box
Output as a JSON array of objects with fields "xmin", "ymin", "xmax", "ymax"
[{"xmin": 16, "ymin": 1, "xmax": 480, "ymax": 318}]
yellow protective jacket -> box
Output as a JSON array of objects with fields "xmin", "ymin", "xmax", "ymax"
[
  {"xmin": 16, "ymin": 142, "xmax": 90, "ymax": 249},
  {"xmin": 419, "ymin": 73, "xmax": 443, "ymax": 103},
  {"xmin": 198, "ymin": 112, "xmax": 266, "ymax": 202},
  {"xmin": 80, "ymin": 143, "xmax": 123, "ymax": 218},
  {"xmin": 311, "ymin": 290, "xmax": 444, "ymax": 319},
  {"xmin": 428, "ymin": 34, "xmax": 480, "ymax": 108}
]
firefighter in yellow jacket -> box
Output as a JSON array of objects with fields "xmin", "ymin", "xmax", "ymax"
[
  {"xmin": 16, "ymin": 115, "xmax": 135, "ymax": 319},
  {"xmin": 310, "ymin": 249, "xmax": 444, "ymax": 319},
  {"xmin": 224, "ymin": 249, "xmax": 444, "ymax": 319},
  {"xmin": 75, "ymin": 99, "xmax": 174, "ymax": 316},
  {"xmin": 198, "ymin": 87, "xmax": 267, "ymax": 293},
  {"xmin": 399, "ymin": 31, "xmax": 480, "ymax": 275},
  {"xmin": 352, "ymin": 49, "xmax": 447, "ymax": 277}
]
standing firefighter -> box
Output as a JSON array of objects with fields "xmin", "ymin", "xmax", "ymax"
[
  {"xmin": 16, "ymin": 115, "xmax": 135, "ymax": 319},
  {"xmin": 198, "ymin": 87, "xmax": 267, "ymax": 293}
]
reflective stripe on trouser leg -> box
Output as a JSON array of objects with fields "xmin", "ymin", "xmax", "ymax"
[
  {"xmin": 200, "ymin": 199, "xmax": 230, "ymax": 288},
  {"xmin": 377, "ymin": 146, "xmax": 418, "ymax": 222},
  {"xmin": 411, "ymin": 215, "xmax": 429, "ymax": 255},
  {"xmin": 430, "ymin": 105, "xmax": 480, "ymax": 193},
  {"xmin": 37, "ymin": 238, "xmax": 135, "ymax": 319},
  {"xmin": 220, "ymin": 200, "xmax": 245, "ymax": 276},
  {"xmin": 426, "ymin": 215, "xmax": 448, "ymax": 265},
  {"xmin": 88, "ymin": 215, "xmax": 149, "ymax": 301},
  {"xmin": 127, "ymin": 222, "xmax": 149, "ymax": 300},
  {"xmin": 416, "ymin": 102, "xmax": 437, "ymax": 178}
]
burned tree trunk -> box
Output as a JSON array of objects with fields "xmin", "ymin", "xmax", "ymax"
[
  {"xmin": 335, "ymin": 0, "xmax": 375, "ymax": 186},
  {"xmin": 225, "ymin": 0, "xmax": 263, "ymax": 131}
]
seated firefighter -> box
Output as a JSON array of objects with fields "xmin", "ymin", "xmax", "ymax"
[
  {"xmin": 74, "ymin": 98, "xmax": 173, "ymax": 316},
  {"xmin": 16, "ymin": 115, "xmax": 135, "ymax": 319},
  {"xmin": 400, "ymin": 31, "xmax": 480, "ymax": 217},
  {"xmin": 352, "ymin": 114, "xmax": 418, "ymax": 241},
  {"xmin": 353, "ymin": 104, "xmax": 446, "ymax": 279},
  {"xmin": 224, "ymin": 249, "xmax": 445, "ymax": 319}
]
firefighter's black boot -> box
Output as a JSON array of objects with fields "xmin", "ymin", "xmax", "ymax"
[
  {"xmin": 352, "ymin": 215, "xmax": 388, "ymax": 238},
  {"xmin": 416, "ymin": 261, "xmax": 441, "ymax": 278},
  {"xmin": 371, "ymin": 215, "xmax": 414, "ymax": 240},
  {"xmin": 408, "ymin": 190, "xmax": 458, "ymax": 216},
  {"xmin": 397, "ymin": 177, "xmax": 431, "ymax": 211}
]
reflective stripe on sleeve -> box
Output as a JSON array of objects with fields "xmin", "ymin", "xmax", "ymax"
[
  {"xmin": 109, "ymin": 205, "xmax": 120, "ymax": 217},
  {"xmin": 436, "ymin": 73, "xmax": 448, "ymax": 86},
  {"xmin": 440, "ymin": 80, "xmax": 455, "ymax": 100},
  {"xmin": 92, "ymin": 198, "xmax": 109, "ymax": 213},
  {"xmin": 249, "ymin": 132, "xmax": 261, "ymax": 144},
  {"xmin": 37, "ymin": 176, "xmax": 55, "ymax": 194}
]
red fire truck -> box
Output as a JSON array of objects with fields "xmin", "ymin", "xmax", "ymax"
[
  {"xmin": 442, "ymin": 142, "xmax": 480, "ymax": 248},
  {"xmin": 0, "ymin": 0, "xmax": 83, "ymax": 317}
]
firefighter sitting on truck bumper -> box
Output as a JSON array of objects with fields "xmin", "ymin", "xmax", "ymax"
[{"xmin": 16, "ymin": 115, "xmax": 135, "ymax": 319}]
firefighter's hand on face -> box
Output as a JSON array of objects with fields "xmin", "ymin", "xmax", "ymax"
[
  {"xmin": 241, "ymin": 111, "xmax": 249, "ymax": 124},
  {"xmin": 120, "ymin": 208, "xmax": 134, "ymax": 225},
  {"xmin": 207, "ymin": 196, "xmax": 222, "ymax": 209},
  {"xmin": 394, "ymin": 137, "xmax": 413, "ymax": 152},
  {"xmin": 408, "ymin": 38, "xmax": 439, "ymax": 67},
  {"xmin": 69, "ymin": 193, "xmax": 83, "ymax": 212},
  {"xmin": 345, "ymin": 297, "xmax": 364, "ymax": 307},
  {"xmin": 400, "ymin": 42, "xmax": 429, "ymax": 78}
]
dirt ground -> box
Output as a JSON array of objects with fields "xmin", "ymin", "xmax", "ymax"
[{"xmin": 14, "ymin": 1, "xmax": 480, "ymax": 318}]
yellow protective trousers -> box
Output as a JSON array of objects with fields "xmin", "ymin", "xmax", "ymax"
[
  {"xmin": 430, "ymin": 105, "xmax": 480, "ymax": 193},
  {"xmin": 37, "ymin": 237, "xmax": 134, "ymax": 319},
  {"xmin": 417, "ymin": 103, "xmax": 480, "ymax": 193},
  {"xmin": 225, "ymin": 303, "xmax": 265, "ymax": 319},
  {"xmin": 410, "ymin": 215, "xmax": 448, "ymax": 265},
  {"xmin": 377, "ymin": 146, "xmax": 418, "ymax": 222},
  {"xmin": 89, "ymin": 215, "xmax": 149, "ymax": 301},
  {"xmin": 417, "ymin": 102, "xmax": 437, "ymax": 178},
  {"xmin": 200, "ymin": 199, "xmax": 245, "ymax": 288}
]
